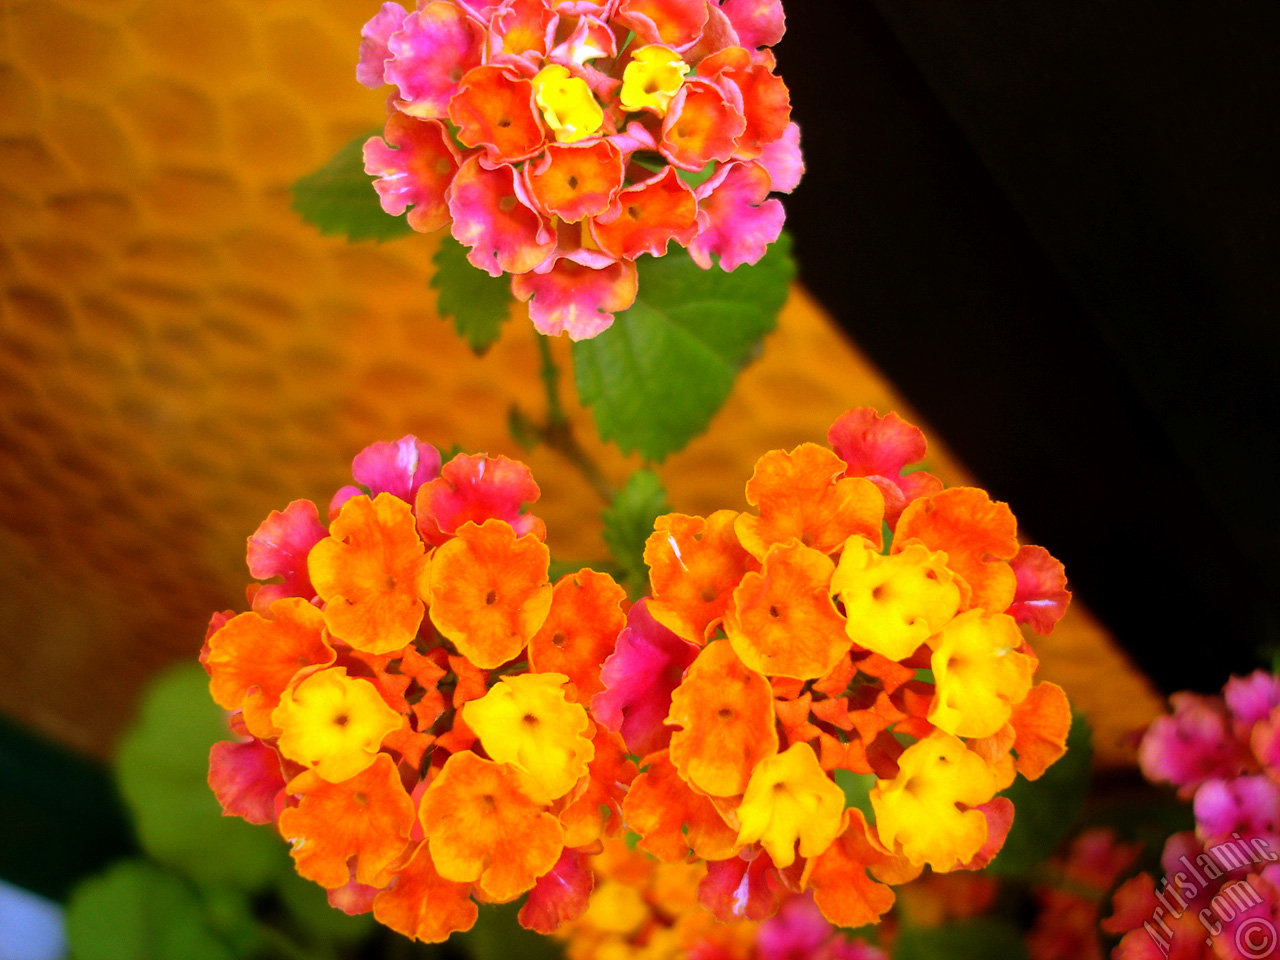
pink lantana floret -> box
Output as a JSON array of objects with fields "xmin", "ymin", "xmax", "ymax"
[
  {"xmin": 827, "ymin": 407, "xmax": 944, "ymax": 527},
  {"xmin": 1008, "ymin": 545, "xmax": 1072, "ymax": 635},
  {"xmin": 1139, "ymin": 693, "xmax": 1253, "ymax": 797},
  {"xmin": 717, "ymin": 0, "xmax": 786, "ymax": 50},
  {"xmin": 363, "ymin": 114, "xmax": 460, "ymax": 233},
  {"xmin": 245, "ymin": 499, "xmax": 327, "ymax": 611},
  {"xmin": 513, "ymin": 258, "xmax": 638, "ymax": 340},
  {"xmin": 416, "ymin": 452, "xmax": 546, "ymax": 545},
  {"xmin": 332, "ymin": 435, "xmax": 444, "ymax": 517},
  {"xmin": 448, "ymin": 157, "xmax": 556, "ymax": 277},
  {"xmin": 208, "ymin": 739, "xmax": 288, "ymax": 826},
  {"xmin": 357, "ymin": 2, "xmax": 410, "ymax": 89},
  {"xmin": 591, "ymin": 599, "xmax": 699, "ymax": 755},
  {"xmin": 384, "ymin": 2, "xmax": 484, "ymax": 118},
  {"xmin": 688, "ymin": 161, "xmax": 785, "ymax": 271}
]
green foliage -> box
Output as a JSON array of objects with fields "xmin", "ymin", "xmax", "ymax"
[
  {"xmin": 602, "ymin": 469, "xmax": 670, "ymax": 596},
  {"xmin": 986, "ymin": 711, "xmax": 1094, "ymax": 875},
  {"xmin": 432, "ymin": 236, "xmax": 516, "ymax": 353},
  {"xmin": 65, "ymin": 860, "xmax": 240, "ymax": 960},
  {"xmin": 276, "ymin": 867, "xmax": 376, "ymax": 947},
  {"xmin": 834, "ymin": 768, "xmax": 877, "ymax": 823},
  {"xmin": 572, "ymin": 234, "xmax": 795, "ymax": 461},
  {"xmin": 455, "ymin": 901, "xmax": 566, "ymax": 960},
  {"xmin": 291, "ymin": 133, "xmax": 415, "ymax": 243},
  {"xmin": 113, "ymin": 663, "xmax": 289, "ymax": 891},
  {"xmin": 893, "ymin": 917, "xmax": 1031, "ymax": 960}
]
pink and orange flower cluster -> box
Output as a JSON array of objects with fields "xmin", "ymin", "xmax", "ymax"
[
  {"xmin": 1103, "ymin": 670, "xmax": 1280, "ymax": 960},
  {"xmin": 202, "ymin": 437, "xmax": 634, "ymax": 942},
  {"xmin": 592, "ymin": 407, "xmax": 1075, "ymax": 929},
  {"xmin": 358, "ymin": 0, "xmax": 801, "ymax": 339}
]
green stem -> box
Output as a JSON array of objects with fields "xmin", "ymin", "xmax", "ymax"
[
  {"xmin": 533, "ymin": 335, "xmax": 615, "ymax": 504},
  {"xmin": 537, "ymin": 334, "xmax": 567, "ymax": 428}
]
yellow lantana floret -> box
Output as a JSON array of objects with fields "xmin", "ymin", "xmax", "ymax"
[
  {"xmin": 619, "ymin": 45, "xmax": 689, "ymax": 117},
  {"xmin": 832, "ymin": 537, "xmax": 962, "ymax": 661},
  {"xmin": 532, "ymin": 64, "xmax": 604, "ymax": 142},
  {"xmin": 734, "ymin": 742, "xmax": 845, "ymax": 867},
  {"xmin": 870, "ymin": 730, "xmax": 999, "ymax": 871},
  {"xmin": 464, "ymin": 672, "xmax": 594, "ymax": 803},
  {"xmin": 272, "ymin": 667, "xmax": 401, "ymax": 783},
  {"xmin": 582, "ymin": 881, "xmax": 649, "ymax": 935},
  {"xmin": 929, "ymin": 609, "xmax": 1035, "ymax": 738}
]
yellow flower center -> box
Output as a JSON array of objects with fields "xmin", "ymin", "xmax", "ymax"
[{"xmin": 532, "ymin": 64, "xmax": 604, "ymax": 143}]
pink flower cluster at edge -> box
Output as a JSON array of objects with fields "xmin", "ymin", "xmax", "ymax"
[
  {"xmin": 1102, "ymin": 670, "xmax": 1280, "ymax": 960},
  {"xmin": 358, "ymin": 0, "xmax": 803, "ymax": 340}
]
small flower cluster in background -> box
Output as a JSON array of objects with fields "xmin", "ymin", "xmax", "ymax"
[
  {"xmin": 357, "ymin": 0, "xmax": 802, "ymax": 339},
  {"xmin": 1102, "ymin": 670, "xmax": 1280, "ymax": 959},
  {"xmin": 560, "ymin": 834, "xmax": 888, "ymax": 960},
  {"xmin": 592, "ymin": 407, "xmax": 1075, "ymax": 929}
]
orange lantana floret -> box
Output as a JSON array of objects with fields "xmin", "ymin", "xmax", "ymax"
[
  {"xmin": 644, "ymin": 510, "xmax": 759, "ymax": 644},
  {"xmin": 894, "ymin": 487, "xmax": 1019, "ymax": 614},
  {"xmin": 735, "ymin": 443, "xmax": 885, "ymax": 560},
  {"xmin": 667, "ymin": 639, "xmax": 778, "ymax": 797},
  {"xmin": 277, "ymin": 753, "xmax": 416, "ymax": 889},
  {"xmin": 371, "ymin": 842, "xmax": 479, "ymax": 943},
  {"xmin": 428, "ymin": 518, "xmax": 552, "ymax": 669},
  {"xmin": 419, "ymin": 751, "xmax": 564, "ymax": 903},
  {"xmin": 308, "ymin": 493, "xmax": 432, "ymax": 655},
  {"xmin": 724, "ymin": 540, "xmax": 849, "ymax": 680},
  {"xmin": 527, "ymin": 569, "xmax": 627, "ymax": 702},
  {"xmin": 202, "ymin": 597, "xmax": 335, "ymax": 738},
  {"xmin": 622, "ymin": 752, "xmax": 741, "ymax": 863},
  {"xmin": 463, "ymin": 672, "xmax": 595, "ymax": 803},
  {"xmin": 1009, "ymin": 681, "xmax": 1072, "ymax": 780}
]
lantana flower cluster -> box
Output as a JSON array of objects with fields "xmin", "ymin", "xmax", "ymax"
[
  {"xmin": 357, "ymin": 0, "xmax": 802, "ymax": 339},
  {"xmin": 1103, "ymin": 670, "xmax": 1280, "ymax": 960},
  {"xmin": 560, "ymin": 834, "xmax": 888, "ymax": 960},
  {"xmin": 201, "ymin": 437, "xmax": 636, "ymax": 942},
  {"xmin": 591, "ymin": 407, "xmax": 1075, "ymax": 929}
]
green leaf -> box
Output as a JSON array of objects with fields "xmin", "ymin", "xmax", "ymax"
[
  {"xmin": 291, "ymin": 132, "xmax": 415, "ymax": 243},
  {"xmin": 431, "ymin": 235, "xmax": 516, "ymax": 353},
  {"xmin": 601, "ymin": 468, "xmax": 670, "ymax": 596},
  {"xmin": 65, "ymin": 859, "xmax": 236, "ymax": 960},
  {"xmin": 893, "ymin": 917, "xmax": 1030, "ymax": 960},
  {"xmin": 454, "ymin": 901, "xmax": 566, "ymax": 960},
  {"xmin": 572, "ymin": 232, "xmax": 795, "ymax": 461},
  {"xmin": 985, "ymin": 711, "xmax": 1094, "ymax": 875},
  {"xmin": 114, "ymin": 663, "xmax": 289, "ymax": 891},
  {"xmin": 277, "ymin": 867, "xmax": 375, "ymax": 947}
]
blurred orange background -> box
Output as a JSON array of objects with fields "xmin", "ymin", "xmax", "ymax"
[{"xmin": 0, "ymin": 0, "xmax": 1162, "ymax": 765}]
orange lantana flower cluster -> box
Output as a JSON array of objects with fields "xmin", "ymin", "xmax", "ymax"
[
  {"xmin": 202, "ymin": 436, "xmax": 633, "ymax": 942},
  {"xmin": 592, "ymin": 408, "xmax": 1075, "ymax": 929}
]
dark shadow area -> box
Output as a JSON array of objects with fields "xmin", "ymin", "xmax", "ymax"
[{"xmin": 777, "ymin": 1, "xmax": 1280, "ymax": 693}]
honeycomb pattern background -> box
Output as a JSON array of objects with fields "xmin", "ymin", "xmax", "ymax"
[{"xmin": 0, "ymin": 0, "xmax": 1163, "ymax": 763}]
